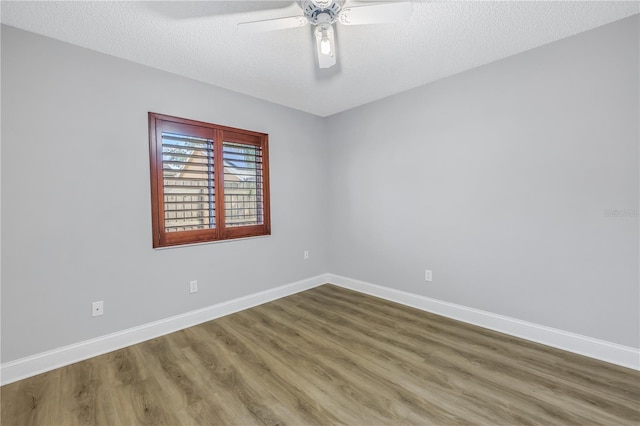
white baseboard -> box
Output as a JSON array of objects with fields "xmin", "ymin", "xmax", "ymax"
[
  {"xmin": 327, "ymin": 274, "xmax": 640, "ymax": 371},
  {"xmin": 3, "ymin": 272, "xmax": 637, "ymax": 385},
  {"xmin": 0, "ymin": 274, "xmax": 329, "ymax": 386}
]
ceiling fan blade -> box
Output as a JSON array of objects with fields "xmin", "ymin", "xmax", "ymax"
[
  {"xmin": 237, "ymin": 15, "xmax": 308, "ymax": 33},
  {"xmin": 314, "ymin": 24, "xmax": 337, "ymax": 69},
  {"xmin": 146, "ymin": 2, "xmax": 297, "ymax": 21},
  {"xmin": 338, "ymin": 2, "xmax": 412, "ymax": 25}
]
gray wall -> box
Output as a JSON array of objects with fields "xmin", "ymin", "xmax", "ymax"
[
  {"xmin": 1, "ymin": 26, "xmax": 330, "ymax": 362},
  {"xmin": 2, "ymin": 15, "xmax": 639, "ymax": 363},
  {"xmin": 326, "ymin": 16, "xmax": 639, "ymax": 348}
]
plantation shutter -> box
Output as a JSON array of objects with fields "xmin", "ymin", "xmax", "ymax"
[
  {"xmin": 223, "ymin": 141, "xmax": 264, "ymax": 227},
  {"xmin": 162, "ymin": 132, "xmax": 215, "ymax": 232},
  {"xmin": 149, "ymin": 113, "xmax": 270, "ymax": 247}
]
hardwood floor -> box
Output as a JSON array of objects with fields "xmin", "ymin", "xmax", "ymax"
[{"xmin": 2, "ymin": 284, "xmax": 639, "ymax": 425}]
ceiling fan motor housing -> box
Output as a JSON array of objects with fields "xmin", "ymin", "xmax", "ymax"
[{"xmin": 300, "ymin": 0, "xmax": 345, "ymax": 25}]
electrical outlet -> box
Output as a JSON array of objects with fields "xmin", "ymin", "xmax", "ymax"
[
  {"xmin": 303, "ymin": 250, "xmax": 310, "ymax": 260},
  {"xmin": 425, "ymin": 270, "xmax": 433, "ymax": 282},
  {"xmin": 92, "ymin": 301, "xmax": 104, "ymax": 317},
  {"xmin": 190, "ymin": 280, "xmax": 198, "ymax": 294}
]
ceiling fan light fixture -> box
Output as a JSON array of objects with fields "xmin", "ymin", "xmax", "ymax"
[
  {"xmin": 314, "ymin": 24, "xmax": 336, "ymax": 68},
  {"xmin": 320, "ymin": 36, "xmax": 331, "ymax": 55},
  {"xmin": 315, "ymin": 24, "xmax": 334, "ymax": 56}
]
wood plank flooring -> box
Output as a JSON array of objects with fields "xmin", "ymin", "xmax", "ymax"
[{"xmin": 2, "ymin": 284, "xmax": 639, "ymax": 425}]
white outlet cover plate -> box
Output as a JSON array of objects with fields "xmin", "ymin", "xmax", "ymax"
[
  {"xmin": 425, "ymin": 270, "xmax": 433, "ymax": 282},
  {"xmin": 92, "ymin": 301, "xmax": 104, "ymax": 317}
]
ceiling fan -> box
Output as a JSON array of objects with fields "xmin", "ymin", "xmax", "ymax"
[{"xmin": 237, "ymin": 1, "xmax": 413, "ymax": 69}]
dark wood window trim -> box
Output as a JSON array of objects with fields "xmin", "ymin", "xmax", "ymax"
[{"xmin": 149, "ymin": 112, "xmax": 270, "ymax": 248}]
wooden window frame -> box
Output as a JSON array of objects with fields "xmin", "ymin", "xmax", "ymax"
[{"xmin": 149, "ymin": 112, "xmax": 270, "ymax": 248}]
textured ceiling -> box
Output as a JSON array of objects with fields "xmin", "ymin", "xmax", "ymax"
[{"xmin": 2, "ymin": 1, "xmax": 638, "ymax": 117}]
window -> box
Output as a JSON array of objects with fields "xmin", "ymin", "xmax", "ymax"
[{"xmin": 149, "ymin": 113, "xmax": 270, "ymax": 248}]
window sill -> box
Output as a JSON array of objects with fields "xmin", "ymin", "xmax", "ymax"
[{"xmin": 151, "ymin": 233, "xmax": 271, "ymax": 250}]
